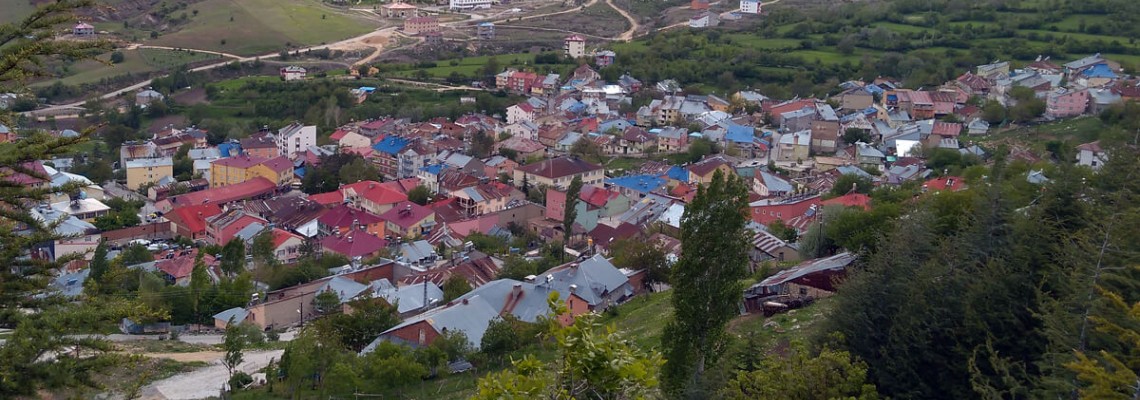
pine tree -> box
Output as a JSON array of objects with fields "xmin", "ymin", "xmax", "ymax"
[
  {"xmin": 562, "ymin": 175, "xmax": 583, "ymax": 260},
  {"xmin": 661, "ymin": 170, "xmax": 751, "ymax": 398},
  {"xmin": 1066, "ymin": 283, "xmax": 1140, "ymax": 399}
]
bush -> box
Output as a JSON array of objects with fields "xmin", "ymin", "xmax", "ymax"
[
  {"xmin": 110, "ymin": 51, "xmax": 125, "ymax": 64},
  {"xmin": 228, "ymin": 371, "xmax": 253, "ymax": 391}
]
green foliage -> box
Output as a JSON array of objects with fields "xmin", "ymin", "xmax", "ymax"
[
  {"xmin": 722, "ymin": 341, "xmax": 880, "ymax": 400},
  {"xmin": 219, "ymin": 239, "xmax": 246, "ymax": 275},
  {"xmin": 497, "ymin": 255, "xmax": 539, "ymax": 281},
  {"xmin": 842, "ymin": 128, "xmax": 873, "ymax": 145},
  {"xmin": 481, "ymin": 315, "xmax": 522, "ymax": 362},
  {"xmin": 610, "ymin": 238, "xmax": 671, "ymax": 287},
  {"xmin": 92, "ymin": 197, "xmax": 143, "ymax": 231},
  {"xmin": 314, "ymin": 296, "xmax": 400, "ymax": 352},
  {"xmin": 830, "ymin": 174, "xmax": 873, "ymax": 197},
  {"xmin": 470, "ymin": 130, "xmax": 495, "ymax": 159},
  {"xmin": 475, "ymin": 295, "xmax": 663, "ymax": 399},
  {"xmin": 250, "ymin": 229, "xmax": 276, "ymax": 267},
  {"xmin": 302, "ymin": 153, "xmax": 377, "ymax": 194},
  {"xmin": 442, "ymin": 274, "xmax": 472, "ymax": 302},
  {"xmin": 408, "ymin": 185, "xmax": 432, "ymax": 206},
  {"xmin": 686, "ymin": 138, "xmax": 718, "ymax": 163},
  {"xmin": 766, "ymin": 220, "xmax": 798, "ymax": 242},
  {"xmin": 562, "ymin": 175, "xmax": 583, "ymax": 254},
  {"xmin": 662, "ymin": 170, "xmax": 751, "ymax": 398},
  {"xmin": 312, "ymin": 290, "xmax": 341, "ymax": 315},
  {"xmin": 981, "ymin": 100, "xmax": 1007, "ymax": 125},
  {"xmin": 1066, "ymin": 282, "xmax": 1140, "ymax": 399}
]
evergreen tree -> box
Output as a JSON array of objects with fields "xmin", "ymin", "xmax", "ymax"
[
  {"xmin": 562, "ymin": 175, "xmax": 583, "ymax": 260},
  {"xmin": 88, "ymin": 240, "xmax": 109, "ymax": 283},
  {"xmin": 662, "ymin": 170, "xmax": 751, "ymax": 398}
]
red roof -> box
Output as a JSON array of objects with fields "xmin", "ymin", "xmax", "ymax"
[
  {"xmin": 381, "ymin": 177, "xmax": 422, "ymax": 194},
  {"xmin": 1, "ymin": 161, "xmax": 48, "ymax": 185},
  {"xmin": 588, "ymin": 223, "xmax": 640, "ymax": 249},
  {"xmin": 515, "ymin": 156, "xmax": 601, "ymax": 179},
  {"xmin": 319, "ymin": 204, "xmax": 384, "ymax": 228},
  {"xmin": 341, "ymin": 180, "xmax": 408, "ymax": 206},
  {"xmin": 514, "ymin": 102, "xmax": 535, "ymax": 113},
  {"xmin": 320, "ymin": 228, "xmax": 389, "ymax": 258},
  {"xmin": 924, "ymin": 176, "xmax": 966, "ymax": 192},
  {"xmin": 271, "ymin": 228, "xmax": 302, "ymax": 248},
  {"xmin": 821, "ymin": 193, "xmax": 872, "ymax": 211},
  {"xmin": 579, "ymin": 185, "xmax": 619, "ymax": 208},
  {"xmin": 687, "ymin": 156, "xmax": 729, "ymax": 178},
  {"xmin": 259, "ymin": 156, "xmax": 294, "ymax": 174},
  {"xmin": 931, "ymin": 122, "xmax": 962, "ymax": 137},
  {"xmin": 155, "ymin": 249, "xmax": 217, "ymax": 280},
  {"xmin": 309, "ymin": 191, "xmax": 344, "ymax": 206},
  {"xmin": 565, "ymin": 35, "xmax": 585, "ymax": 42},
  {"xmin": 165, "ymin": 204, "xmax": 223, "ymax": 234},
  {"xmin": 169, "ymin": 177, "xmax": 276, "ymax": 207},
  {"xmin": 750, "ymin": 196, "xmax": 821, "ymax": 226},
  {"xmin": 361, "ymin": 119, "xmax": 388, "ymax": 130},
  {"xmin": 1077, "ymin": 140, "xmax": 1103, "ymax": 153},
  {"xmin": 330, "ymin": 129, "xmax": 350, "ymax": 141},
  {"xmin": 379, "ymin": 201, "xmax": 435, "ymax": 230}
]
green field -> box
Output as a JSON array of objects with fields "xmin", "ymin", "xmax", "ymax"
[
  {"xmin": 147, "ymin": 0, "xmax": 375, "ymax": 56},
  {"xmin": 388, "ymin": 52, "xmax": 539, "ymax": 78},
  {"xmin": 43, "ymin": 48, "xmax": 224, "ymax": 86},
  {"xmin": 0, "ymin": 0, "xmax": 38, "ymax": 24}
]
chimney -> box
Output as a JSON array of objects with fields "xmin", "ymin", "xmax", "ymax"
[{"xmin": 569, "ymin": 284, "xmax": 577, "ymax": 293}]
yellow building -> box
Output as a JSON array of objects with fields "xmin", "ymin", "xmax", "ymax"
[
  {"xmin": 124, "ymin": 157, "xmax": 173, "ymax": 190},
  {"xmin": 210, "ymin": 155, "xmax": 294, "ymax": 188}
]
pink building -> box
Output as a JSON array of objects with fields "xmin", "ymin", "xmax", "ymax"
[{"xmin": 1046, "ymin": 88, "xmax": 1089, "ymax": 119}]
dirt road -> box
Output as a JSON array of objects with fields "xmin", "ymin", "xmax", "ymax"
[
  {"xmin": 605, "ymin": 0, "xmax": 640, "ymax": 41},
  {"xmin": 139, "ymin": 349, "xmax": 284, "ymax": 400}
]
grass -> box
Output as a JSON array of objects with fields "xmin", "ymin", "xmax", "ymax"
[
  {"xmin": 874, "ymin": 21, "xmax": 933, "ymax": 34},
  {"xmin": 598, "ymin": 291, "xmax": 673, "ymax": 350},
  {"xmin": 515, "ymin": 2, "xmax": 630, "ymax": 38},
  {"xmin": 147, "ymin": 0, "xmax": 375, "ymax": 56},
  {"xmin": 605, "ymin": 156, "xmax": 649, "ymax": 173},
  {"xmin": 1045, "ymin": 14, "xmax": 1113, "ymax": 32},
  {"xmin": 116, "ymin": 339, "xmax": 219, "ymax": 353},
  {"xmin": 725, "ymin": 35, "xmax": 801, "ymax": 50},
  {"xmin": 387, "ymin": 52, "xmax": 539, "ymax": 78},
  {"xmin": 42, "ymin": 48, "xmax": 224, "ymax": 87},
  {"xmin": 0, "ymin": 1, "xmax": 39, "ymax": 24}
]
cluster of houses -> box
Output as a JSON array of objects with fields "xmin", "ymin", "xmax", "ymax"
[{"xmin": 9, "ymin": 49, "xmax": 1124, "ymax": 353}]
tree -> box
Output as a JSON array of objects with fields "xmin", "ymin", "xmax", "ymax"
[
  {"xmin": 662, "ymin": 170, "xmax": 751, "ymax": 398},
  {"xmin": 219, "ymin": 239, "xmax": 246, "ymax": 275},
  {"xmin": 610, "ymin": 238, "xmax": 670, "ymax": 288},
  {"xmin": 88, "ymin": 240, "xmax": 110, "ymax": 282},
  {"xmin": 408, "ymin": 185, "xmax": 432, "ymax": 205},
  {"xmin": 1066, "ymin": 282, "xmax": 1140, "ymax": 399},
  {"xmin": 766, "ymin": 220, "xmax": 798, "ymax": 242},
  {"xmin": 471, "ymin": 131, "xmax": 495, "ymax": 158},
  {"xmin": 981, "ymin": 100, "xmax": 1007, "ymax": 125},
  {"xmin": 481, "ymin": 315, "xmax": 522, "ymax": 363},
  {"xmin": 250, "ymin": 229, "xmax": 276, "ymax": 267},
  {"xmin": 723, "ymin": 341, "xmax": 880, "ymax": 400},
  {"xmin": 475, "ymin": 295, "xmax": 663, "ymax": 399},
  {"xmin": 189, "ymin": 254, "xmax": 211, "ymax": 327},
  {"xmin": 842, "ymin": 128, "xmax": 873, "ymax": 145},
  {"xmin": 317, "ymin": 296, "xmax": 400, "ymax": 352},
  {"xmin": 442, "ymin": 274, "xmax": 472, "ymax": 302},
  {"xmin": 830, "ymin": 174, "xmax": 873, "ymax": 197},
  {"xmin": 570, "ymin": 137, "xmax": 603, "ymax": 163},
  {"xmin": 562, "ymin": 175, "xmax": 583, "ymax": 260},
  {"xmin": 222, "ymin": 318, "xmax": 248, "ymax": 387},
  {"xmin": 313, "ymin": 290, "xmax": 341, "ymax": 315},
  {"xmin": 687, "ymin": 138, "xmax": 718, "ymax": 163}
]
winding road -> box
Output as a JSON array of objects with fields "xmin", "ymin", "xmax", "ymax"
[{"xmin": 605, "ymin": 0, "xmax": 640, "ymax": 41}]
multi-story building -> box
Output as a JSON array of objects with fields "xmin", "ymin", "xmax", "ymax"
[
  {"xmin": 276, "ymin": 122, "xmax": 316, "ymax": 160},
  {"xmin": 1046, "ymin": 87, "xmax": 1089, "ymax": 119},
  {"xmin": 740, "ymin": 0, "xmax": 762, "ymax": 14},
  {"xmin": 124, "ymin": 157, "xmax": 173, "ymax": 190},
  {"xmin": 477, "ymin": 22, "xmax": 495, "ymax": 39},
  {"xmin": 449, "ymin": 0, "xmax": 492, "ymax": 10},
  {"xmin": 512, "ymin": 156, "xmax": 604, "ymax": 191},
  {"xmin": 564, "ymin": 35, "xmax": 586, "ymax": 59},
  {"xmin": 404, "ymin": 17, "xmax": 440, "ymax": 35}
]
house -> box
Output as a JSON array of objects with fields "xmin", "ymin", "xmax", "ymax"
[
  {"xmin": 743, "ymin": 252, "xmax": 857, "ymax": 312},
  {"xmin": 340, "ymin": 180, "xmax": 409, "ymax": 215},
  {"xmin": 213, "ymin": 307, "xmax": 250, "ymax": 329},
  {"xmin": 276, "ymin": 123, "xmax": 317, "ymax": 160},
  {"xmin": 750, "ymin": 229, "xmax": 799, "ymax": 263},
  {"xmin": 506, "ymin": 103, "xmax": 536, "ymax": 124},
  {"xmin": 689, "ymin": 12, "xmax": 719, "ymax": 28},
  {"xmin": 240, "ymin": 132, "xmax": 279, "ymax": 159},
  {"xmin": 365, "ymin": 280, "xmax": 445, "ymax": 316},
  {"xmin": 27, "ymin": 206, "xmax": 100, "ymax": 261},
  {"xmin": 155, "ymin": 248, "xmax": 219, "ymax": 286},
  {"xmin": 51, "ymin": 198, "xmax": 110, "ymax": 222},
  {"xmin": 204, "ymin": 209, "xmax": 268, "ymax": 246},
  {"xmin": 165, "ymin": 204, "xmax": 223, "ymax": 241},
  {"xmin": 124, "ymin": 157, "xmax": 173, "ymax": 190},
  {"xmin": 380, "ymin": 201, "xmax": 437, "ymax": 238},
  {"xmin": 423, "ymin": 31, "xmax": 444, "ymax": 45},
  {"xmin": 404, "ymin": 17, "xmax": 439, "ymax": 34},
  {"xmin": 163, "ymin": 177, "xmax": 277, "ymax": 212},
  {"xmin": 976, "ymin": 61, "xmax": 1011, "ymax": 79},
  {"xmin": 595, "ymin": 50, "xmax": 616, "ymax": 67},
  {"xmin": 810, "ymin": 104, "xmax": 840, "ymax": 153},
  {"xmin": 687, "ymin": 156, "xmax": 735, "ymax": 185},
  {"xmin": 513, "ymin": 156, "xmax": 604, "ymax": 191},
  {"xmin": 477, "ymin": 22, "xmax": 495, "ymax": 39},
  {"xmin": 335, "ymin": 129, "xmax": 371, "ymax": 149},
  {"xmin": 923, "ymin": 176, "xmax": 966, "ymax": 192},
  {"xmin": 382, "ymin": 2, "xmax": 418, "ymax": 17},
  {"xmin": 855, "ymin": 142, "xmax": 885, "ymax": 169},
  {"xmin": 740, "ymin": 0, "xmax": 762, "ymax": 14},
  {"xmin": 210, "ymin": 155, "xmax": 271, "ymax": 187},
  {"xmin": 319, "ymin": 204, "xmax": 386, "ymax": 237},
  {"xmin": 371, "ymin": 136, "xmax": 412, "ymax": 179},
  {"xmin": 750, "ymin": 195, "xmax": 821, "ymax": 232},
  {"xmin": 451, "ymin": 182, "xmax": 525, "ymax": 217},
  {"xmin": 1046, "ymin": 87, "xmax": 1089, "ymax": 119},
  {"xmin": 1076, "ymin": 141, "xmax": 1107, "ymax": 170},
  {"xmin": 656, "ymin": 127, "xmax": 689, "ymax": 152},
  {"xmin": 967, "ymin": 118, "xmax": 990, "ymax": 135},
  {"xmin": 606, "ymin": 174, "xmax": 666, "ymax": 199},
  {"xmin": 320, "ymin": 227, "xmax": 390, "ymax": 259},
  {"xmin": 497, "ymin": 136, "xmax": 546, "ymax": 160},
  {"xmin": 241, "ymin": 196, "xmax": 328, "ymax": 237},
  {"xmin": 754, "ymin": 171, "xmax": 793, "ymax": 197},
  {"xmin": 280, "ymin": 66, "xmax": 307, "ymax": 81},
  {"xmin": 775, "ymin": 130, "xmax": 811, "ymax": 162},
  {"xmin": 564, "ymin": 35, "xmax": 586, "ymax": 59},
  {"xmin": 483, "ymin": 155, "xmax": 519, "ymax": 179},
  {"xmin": 136, "ymin": 89, "xmax": 164, "ymax": 106},
  {"xmin": 72, "ymin": 22, "xmax": 95, "ymax": 35},
  {"xmin": 546, "ymin": 185, "xmax": 630, "ymax": 232}
]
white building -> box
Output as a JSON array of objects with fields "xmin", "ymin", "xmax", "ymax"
[
  {"xmin": 740, "ymin": 0, "xmax": 762, "ymax": 14},
  {"xmin": 280, "ymin": 66, "xmax": 307, "ymax": 81},
  {"xmin": 449, "ymin": 0, "xmax": 493, "ymax": 10},
  {"xmin": 276, "ymin": 122, "xmax": 317, "ymax": 160},
  {"xmin": 564, "ymin": 35, "xmax": 586, "ymax": 59},
  {"xmin": 1076, "ymin": 140, "xmax": 1107, "ymax": 171}
]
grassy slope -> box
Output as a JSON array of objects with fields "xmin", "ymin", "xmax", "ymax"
[
  {"xmin": 42, "ymin": 48, "xmax": 223, "ymax": 86},
  {"xmin": 0, "ymin": 0, "xmax": 38, "ymax": 24},
  {"xmin": 148, "ymin": 0, "xmax": 374, "ymax": 56}
]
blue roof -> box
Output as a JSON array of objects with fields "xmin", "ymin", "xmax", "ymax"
[
  {"xmin": 1082, "ymin": 63, "xmax": 1117, "ymax": 79},
  {"xmin": 607, "ymin": 174, "xmax": 666, "ymax": 194},
  {"xmin": 358, "ymin": 86, "xmax": 376, "ymax": 92},
  {"xmin": 294, "ymin": 166, "xmax": 306, "ymax": 178},
  {"xmin": 421, "ymin": 163, "xmax": 446, "ymax": 175},
  {"xmin": 864, "ymin": 84, "xmax": 884, "ymax": 94},
  {"xmin": 372, "ymin": 136, "xmax": 411, "ymax": 155},
  {"xmin": 725, "ymin": 123, "xmax": 755, "ymax": 143},
  {"xmin": 218, "ymin": 142, "xmax": 241, "ymax": 157},
  {"xmin": 666, "ymin": 165, "xmax": 689, "ymax": 183}
]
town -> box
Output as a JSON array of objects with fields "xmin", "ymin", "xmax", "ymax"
[{"xmin": 1, "ymin": 0, "xmax": 1138, "ymax": 399}]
